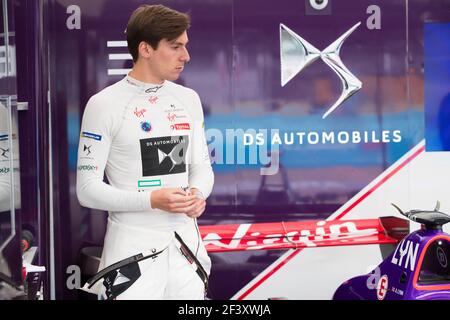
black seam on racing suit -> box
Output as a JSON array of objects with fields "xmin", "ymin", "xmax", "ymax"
[
  {"xmin": 84, "ymin": 232, "xmax": 208, "ymax": 300},
  {"xmin": 85, "ymin": 248, "xmax": 165, "ymax": 300},
  {"xmin": 174, "ymin": 231, "xmax": 209, "ymax": 295}
]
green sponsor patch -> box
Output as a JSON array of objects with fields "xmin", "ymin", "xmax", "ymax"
[{"xmin": 138, "ymin": 179, "xmax": 161, "ymax": 188}]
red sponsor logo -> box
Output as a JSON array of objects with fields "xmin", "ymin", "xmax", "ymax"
[
  {"xmin": 171, "ymin": 123, "xmax": 190, "ymax": 131},
  {"xmin": 377, "ymin": 275, "xmax": 388, "ymax": 300},
  {"xmin": 198, "ymin": 218, "xmax": 396, "ymax": 252},
  {"xmin": 167, "ymin": 112, "xmax": 177, "ymax": 122},
  {"xmin": 149, "ymin": 96, "xmax": 158, "ymax": 104},
  {"xmin": 134, "ymin": 107, "xmax": 147, "ymax": 118}
]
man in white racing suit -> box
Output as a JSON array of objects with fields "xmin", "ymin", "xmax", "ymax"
[{"xmin": 76, "ymin": 4, "xmax": 214, "ymax": 300}]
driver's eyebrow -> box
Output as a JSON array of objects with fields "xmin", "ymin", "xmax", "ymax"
[{"xmin": 170, "ymin": 39, "xmax": 188, "ymax": 46}]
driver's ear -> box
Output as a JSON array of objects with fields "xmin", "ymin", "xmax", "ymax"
[{"xmin": 138, "ymin": 41, "xmax": 153, "ymax": 59}]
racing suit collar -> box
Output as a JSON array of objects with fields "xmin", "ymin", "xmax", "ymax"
[{"xmin": 124, "ymin": 73, "xmax": 166, "ymax": 92}]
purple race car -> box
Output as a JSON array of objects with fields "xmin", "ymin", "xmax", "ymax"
[{"xmin": 333, "ymin": 202, "xmax": 450, "ymax": 300}]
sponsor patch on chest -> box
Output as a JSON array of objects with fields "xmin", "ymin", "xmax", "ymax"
[{"xmin": 139, "ymin": 135, "xmax": 189, "ymax": 176}]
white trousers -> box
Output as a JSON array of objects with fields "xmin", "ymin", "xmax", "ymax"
[{"xmin": 96, "ymin": 217, "xmax": 211, "ymax": 300}]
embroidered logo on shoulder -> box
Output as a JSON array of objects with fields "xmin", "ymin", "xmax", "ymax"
[{"xmin": 81, "ymin": 131, "xmax": 102, "ymax": 141}]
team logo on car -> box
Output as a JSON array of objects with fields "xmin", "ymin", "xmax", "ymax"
[{"xmin": 140, "ymin": 121, "xmax": 152, "ymax": 132}]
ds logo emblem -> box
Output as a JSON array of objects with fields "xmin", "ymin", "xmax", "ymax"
[{"xmin": 280, "ymin": 22, "xmax": 362, "ymax": 119}]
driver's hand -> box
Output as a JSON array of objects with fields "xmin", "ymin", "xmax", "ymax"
[
  {"xmin": 150, "ymin": 188, "xmax": 197, "ymax": 213},
  {"xmin": 185, "ymin": 188, "xmax": 206, "ymax": 218}
]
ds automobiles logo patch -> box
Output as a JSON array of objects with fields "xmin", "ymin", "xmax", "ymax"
[
  {"xmin": 139, "ymin": 135, "xmax": 188, "ymax": 176},
  {"xmin": 280, "ymin": 22, "xmax": 362, "ymax": 119}
]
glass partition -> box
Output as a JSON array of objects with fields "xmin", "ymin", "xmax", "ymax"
[{"xmin": 0, "ymin": 0, "xmax": 21, "ymax": 271}]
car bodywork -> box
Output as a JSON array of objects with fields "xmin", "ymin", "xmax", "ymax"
[{"xmin": 333, "ymin": 203, "xmax": 450, "ymax": 300}]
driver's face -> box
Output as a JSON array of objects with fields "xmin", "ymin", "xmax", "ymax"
[{"xmin": 148, "ymin": 31, "xmax": 190, "ymax": 82}]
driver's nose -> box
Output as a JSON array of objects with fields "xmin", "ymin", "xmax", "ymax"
[{"xmin": 181, "ymin": 46, "xmax": 190, "ymax": 63}]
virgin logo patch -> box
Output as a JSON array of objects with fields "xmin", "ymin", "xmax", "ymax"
[
  {"xmin": 134, "ymin": 107, "xmax": 147, "ymax": 118},
  {"xmin": 166, "ymin": 112, "xmax": 187, "ymax": 122},
  {"xmin": 167, "ymin": 113, "xmax": 176, "ymax": 122},
  {"xmin": 171, "ymin": 123, "xmax": 190, "ymax": 131},
  {"xmin": 149, "ymin": 96, "xmax": 158, "ymax": 104}
]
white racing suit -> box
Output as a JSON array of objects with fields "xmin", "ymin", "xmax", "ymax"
[{"xmin": 76, "ymin": 74, "xmax": 214, "ymax": 299}]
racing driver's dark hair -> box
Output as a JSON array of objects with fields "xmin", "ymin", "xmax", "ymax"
[{"xmin": 126, "ymin": 4, "xmax": 191, "ymax": 63}]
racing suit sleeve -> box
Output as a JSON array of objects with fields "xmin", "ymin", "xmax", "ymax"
[
  {"xmin": 76, "ymin": 95, "xmax": 152, "ymax": 212},
  {"xmin": 188, "ymin": 92, "xmax": 214, "ymax": 199}
]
